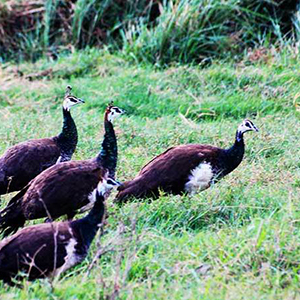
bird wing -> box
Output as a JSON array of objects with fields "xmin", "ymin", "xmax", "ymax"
[
  {"xmin": 0, "ymin": 222, "xmax": 73, "ymax": 278},
  {"xmin": 0, "ymin": 138, "xmax": 60, "ymax": 191},
  {"xmin": 139, "ymin": 144, "xmax": 219, "ymax": 178},
  {"xmin": 139, "ymin": 146, "xmax": 176, "ymax": 174},
  {"xmin": 1, "ymin": 138, "xmax": 60, "ymax": 172},
  {"xmin": 22, "ymin": 159, "xmax": 106, "ymax": 219},
  {"xmin": 117, "ymin": 144, "xmax": 221, "ymax": 199}
]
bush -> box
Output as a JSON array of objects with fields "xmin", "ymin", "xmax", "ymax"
[
  {"xmin": 0, "ymin": 0, "xmax": 298, "ymax": 63},
  {"xmin": 121, "ymin": 0, "xmax": 299, "ymax": 65}
]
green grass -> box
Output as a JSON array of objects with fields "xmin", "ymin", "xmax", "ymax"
[
  {"xmin": 1, "ymin": 0, "xmax": 299, "ymax": 63},
  {"xmin": 1, "ymin": 47, "xmax": 300, "ymax": 299}
]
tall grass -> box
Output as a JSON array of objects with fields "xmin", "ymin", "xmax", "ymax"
[
  {"xmin": 0, "ymin": 0, "xmax": 155, "ymax": 62},
  {"xmin": 0, "ymin": 0, "xmax": 299, "ymax": 63},
  {"xmin": 120, "ymin": 0, "xmax": 300, "ymax": 65}
]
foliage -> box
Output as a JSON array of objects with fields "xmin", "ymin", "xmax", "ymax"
[
  {"xmin": 0, "ymin": 47, "xmax": 300, "ymax": 298},
  {"xmin": 0, "ymin": 0, "xmax": 299, "ymax": 63}
]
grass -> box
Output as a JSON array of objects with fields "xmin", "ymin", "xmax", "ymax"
[
  {"xmin": 0, "ymin": 47, "xmax": 300, "ymax": 299},
  {"xmin": 1, "ymin": 0, "xmax": 299, "ymax": 63}
]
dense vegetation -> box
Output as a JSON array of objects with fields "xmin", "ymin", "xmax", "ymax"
[
  {"xmin": 0, "ymin": 0, "xmax": 299, "ymax": 63},
  {"xmin": 0, "ymin": 46, "xmax": 300, "ymax": 298},
  {"xmin": 1, "ymin": 0, "xmax": 300, "ymax": 298}
]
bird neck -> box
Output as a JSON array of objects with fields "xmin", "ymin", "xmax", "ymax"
[
  {"xmin": 57, "ymin": 108, "xmax": 78, "ymax": 161},
  {"xmin": 96, "ymin": 117, "xmax": 117, "ymax": 179},
  {"xmin": 223, "ymin": 130, "xmax": 245, "ymax": 173},
  {"xmin": 72, "ymin": 197, "xmax": 105, "ymax": 247}
]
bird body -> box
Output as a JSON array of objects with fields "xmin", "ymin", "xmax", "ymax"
[
  {"xmin": 0, "ymin": 86, "xmax": 84, "ymax": 195},
  {"xmin": 0, "ymin": 105, "xmax": 124, "ymax": 236},
  {"xmin": 0, "ymin": 138, "xmax": 60, "ymax": 193},
  {"xmin": 0, "ymin": 179, "xmax": 116, "ymax": 285},
  {"xmin": 20, "ymin": 159, "xmax": 105, "ymax": 220},
  {"xmin": 116, "ymin": 120, "xmax": 258, "ymax": 202},
  {"xmin": 0, "ymin": 222, "xmax": 80, "ymax": 283}
]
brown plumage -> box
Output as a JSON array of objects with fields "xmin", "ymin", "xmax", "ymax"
[
  {"xmin": 20, "ymin": 159, "xmax": 106, "ymax": 220},
  {"xmin": 115, "ymin": 119, "xmax": 258, "ymax": 203},
  {"xmin": 0, "ymin": 179, "xmax": 116, "ymax": 286},
  {"xmin": 0, "ymin": 222, "xmax": 76, "ymax": 285},
  {"xmin": 0, "ymin": 86, "xmax": 84, "ymax": 195},
  {"xmin": 0, "ymin": 104, "xmax": 124, "ymax": 236},
  {"xmin": 0, "ymin": 140, "xmax": 60, "ymax": 194}
]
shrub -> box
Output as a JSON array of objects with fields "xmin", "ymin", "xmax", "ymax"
[{"xmin": 0, "ymin": 0, "xmax": 298, "ymax": 63}]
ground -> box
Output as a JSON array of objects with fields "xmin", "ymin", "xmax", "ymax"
[{"xmin": 0, "ymin": 48, "xmax": 300, "ymax": 299}]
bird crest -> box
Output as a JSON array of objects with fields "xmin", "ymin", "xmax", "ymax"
[
  {"xmin": 65, "ymin": 85, "xmax": 72, "ymax": 97},
  {"xmin": 63, "ymin": 85, "xmax": 85, "ymax": 111}
]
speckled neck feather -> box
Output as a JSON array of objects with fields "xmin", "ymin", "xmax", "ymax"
[
  {"xmin": 71, "ymin": 194, "xmax": 105, "ymax": 248},
  {"xmin": 222, "ymin": 130, "xmax": 245, "ymax": 175},
  {"xmin": 57, "ymin": 108, "xmax": 78, "ymax": 162},
  {"xmin": 97, "ymin": 107, "xmax": 117, "ymax": 179}
]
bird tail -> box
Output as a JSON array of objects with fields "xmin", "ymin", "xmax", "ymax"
[{"xmin": 0, "ymin": 195, "xmax": 26, "ymax": 236}]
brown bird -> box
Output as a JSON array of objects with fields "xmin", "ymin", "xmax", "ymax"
[
  {"xmin": 0, "ymin": 178, "xmax": 117, "ymax": 286},
  {"xmin": 115, "ymin": 119, "xmax": 258, "ymax": 203},
  {"xmin": 0, "ymin": 104, "xmax": 124, "ymax": 236},
  {"xmin": 0, "ymin": 85, "xmax": 84, "ymax": 195}
]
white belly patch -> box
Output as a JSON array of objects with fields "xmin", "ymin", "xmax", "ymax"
[
  {"xmin": 79, "ymin": 188, "xmax": 97, "ymax": 214},
  {"xmin": 53, "ymin": 229, "xmax": 81, "ymax": 277},
  {"xmin": 184, "ymin": 163, "xmax": 213, "ymax": 194}
]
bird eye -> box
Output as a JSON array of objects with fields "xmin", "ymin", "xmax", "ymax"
[
  {"xmin": 107, "ymin": 179, "xmax": 117, "ymax": 185},
  {"xmin": 245, "ymin": 121, "xmax": 250, "ymax": 127},
  {"xmin": 69, "ymin": 97, "xmax": 78, "ymax": 103}
]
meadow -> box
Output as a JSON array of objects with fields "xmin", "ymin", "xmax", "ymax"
[{"xmin": 0, "ymin": 46, "xmax": 300, "ymax": 299}]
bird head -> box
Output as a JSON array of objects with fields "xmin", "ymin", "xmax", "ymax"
[
  {"xmin": 105, "ymin": 102, "xmax": 125, "ymax": 123},
  {"xmin": 63, "ymin": 85, "xmax": 85, "ymax": 111}
]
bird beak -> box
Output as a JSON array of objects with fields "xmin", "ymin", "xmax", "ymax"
[{"xmin": 115, "ymin": 180, "xmax": 122, "ymax": 186}]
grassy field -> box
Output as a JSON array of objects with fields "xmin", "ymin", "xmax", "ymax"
[{"xmin": 1, "ymin": 47, "xmax": 300, "ymax": 299}]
